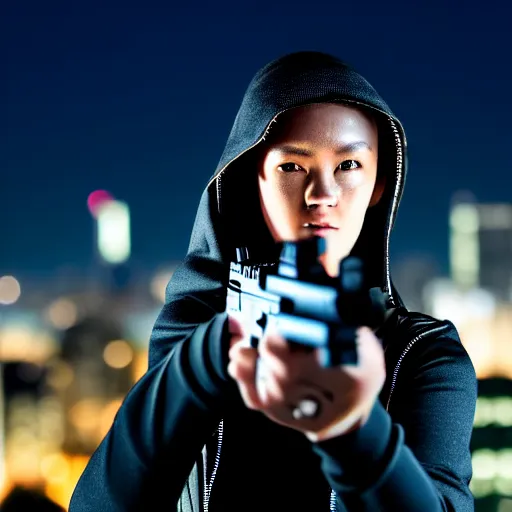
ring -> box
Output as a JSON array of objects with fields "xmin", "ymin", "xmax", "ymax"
[{"xmin": 292, "ymin": 397, "xmax": 321, "ymax": 420}]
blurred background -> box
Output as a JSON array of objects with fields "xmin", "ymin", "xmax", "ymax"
[{"xmin": 1, "ymin": 1, "xmax": 511, "ymax": 511}]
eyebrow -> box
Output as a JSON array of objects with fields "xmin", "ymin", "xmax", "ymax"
[{"xmin": 273, "ymin": 141, "xmax": 373, "ymax": 157}]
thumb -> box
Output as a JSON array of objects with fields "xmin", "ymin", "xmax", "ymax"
[{"xmin": 227, "ymin": 311, "xmax": 248, "ymax": 347}]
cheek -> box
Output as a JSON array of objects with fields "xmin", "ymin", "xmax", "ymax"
[
  {"xmin": 332, "ymin": 184, "xmax": 376, "ymax": 247},
  {"xmin": 260, "ymin": 175, "xmax": 301, "ymax": 215},
  {"xmin": 338, "ymin": 168, "xmax": 376, "ymax": 193},
  {"xmin": 340, "ymin": 170, "xmax": 377, "ymax": 215},
  {"xmin": 342, "ymin": 187, "xmax": 375, "ymax": 226},
  {"xmin": 259, "ymin": 175, "xmax": 302, "ymax": 239}
]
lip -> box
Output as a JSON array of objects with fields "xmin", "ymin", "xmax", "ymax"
[
  {"xmin": 307, "ymin": 227, "xmax": 337, "ymax": 236},
  {"xmin": 302, "ymin": 223, "xmax": 338, "ymax": 236},
  {"xmin": 303, "ymin": 222, "xmax": 338, "ymax": 229}
]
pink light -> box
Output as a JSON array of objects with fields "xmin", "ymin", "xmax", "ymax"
[{"xmin": 87, "ymin": 190, "xmax": 114, "ymax": 218}]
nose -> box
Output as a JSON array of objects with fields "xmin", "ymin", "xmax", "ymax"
[{"xmin": 305, "ymin": 172, "xmax": 339, "ymax": 208}]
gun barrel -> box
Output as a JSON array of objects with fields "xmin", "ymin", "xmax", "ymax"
[
  {"xmin": 275, "ymin": 313, "xmax": 329, "ymax": 348},
  {"xmin": 265, "ymin": 275, "xmax": 339, "ymax": 323}
]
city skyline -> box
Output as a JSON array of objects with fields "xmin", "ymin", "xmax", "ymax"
[{"xmin": 2, "ymin": 5, "xmax": 512, "ymax": 510}]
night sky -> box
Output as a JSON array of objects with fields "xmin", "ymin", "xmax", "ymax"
[{"xmin": 2, "ymin": 1, "xmax": 511, "ymax": 284}]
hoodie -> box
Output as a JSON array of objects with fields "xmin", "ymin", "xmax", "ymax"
[{"xmin": 69, "ymin": 51, "xmax": 477, "ymax": 512}]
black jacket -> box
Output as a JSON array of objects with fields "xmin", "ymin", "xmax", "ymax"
[{"xmin": 69, "ymin": 51, "xmax": 477, "ymax": 511}]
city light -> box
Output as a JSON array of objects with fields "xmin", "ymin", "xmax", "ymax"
[
  {"xmin": 44, "ymin": 454, "xmax": 89, "ymax": 509},
  {"xmin": 0, "ymin": 326, "xmax": 56, "ymax": 363},
  {"xmin": 424, "ymin": 279, "xmax": 495, "ymax": 328},
  {"xmin": 45, "ymin": 360, "xmax": 75, "ymax": 391},
  {"xmin": 450, "ymin": 202, "xmax": 479, "ymax": 289},
  {"xmin": 96, "ymin": 200, "xmax": 131, "ymax": 264},
  {"xmin": 87, "ymin": 189, "xmax": 114, "ymax": 218},
  {"xmin": 40, "ymin": 453, "xmax": 70, "ymax": 485},
  {"xmin": 0, "ymin": 191, "xmax": 510, "ymax": 512},
  {"xmin": 45, "ymin": 298, "xmax": 78, "ymax": 330},
  {"xmin": 68, "ymin": 399, "xmax": 104, "ymax": 437},
  {"xmin": 474, "ymin": 396, "xmax": 512, "ymax": 428},
  {"xmin": 0, "ymin": 276, "xmax": 21, "ymax": 305},
  {"xmin": 471, "ymin": 449, "xmax": 512, "ymax": 498},
  {"xmin": 478, "ymin": 204, "xmax": 512, "ymax": 230},
  {"xmin": 150, "ymin": 268, "xmax": 176, "ymax": 303},
  {"xmin": 498, "ymin": 498, "xmax": 512, "ymax": 512},
  {"xmin": 103, "ymin": 340, "xmax": 133, "ymax": 369}
]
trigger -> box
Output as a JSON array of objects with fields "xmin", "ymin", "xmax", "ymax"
[{"xmin": 256, "ymin": 313, "xmax": 267, "ymax": 330}]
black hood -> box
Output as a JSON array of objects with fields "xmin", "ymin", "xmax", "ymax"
[
  {"xmin": 213, "ymin": 51, "xmax": 407, "ymax": 301},
  {"xmin": 160, "ymin": 51, "xmax": 408, "ymax": 365}
]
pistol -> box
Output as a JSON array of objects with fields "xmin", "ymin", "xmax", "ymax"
[{"xmin": 226, "ymin": 236, "xmax": 387, "ymax": 367}]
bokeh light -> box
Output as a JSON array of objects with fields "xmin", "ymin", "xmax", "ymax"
[
  {"xmin": 87, "ymin": 189, "xmax": 114, "ymax": 218},
  {"xmin": 96, "ymin": 200, "xmax": 131, "ymax": 264},
  {"xmin": 69, "ymin": 399, "xmax": 103, "ymax": 434},
  {"xmin": 46, "ymin": 360, "xmax": 75, "ymax": 391},
  {"xmin": 0, "ymin": 327, "xmax": 55, "ymax": 363},
  {"xmin": 0, "ymin": 276, "xmax": 21, "ymax": 305},
  {"xmin": 40, "ymin": 453, "xmax": 70, "ymax": 485},
  {"xmin": 103, "ymin": 340, "xmax": 133, "ymax": 369},
  {"xmin": 45, "ymin": 298, "xmax": 78, "ymax": 330},
  {"xmin": 150, "ymin": 268, "xmax": 175, "ymax": 303}
]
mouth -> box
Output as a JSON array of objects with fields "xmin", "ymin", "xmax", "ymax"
[
  {"xmin": 302, "ymin": 223, "xmax": 338, "ymax": 236},
  {"xmin": 302, "ymin": 223, "xmax": 338, "ymax": 230}
]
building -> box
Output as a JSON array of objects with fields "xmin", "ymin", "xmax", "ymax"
[{"xmin": 450, "ymin": 198, "xmax": 512, "ymax": 303}]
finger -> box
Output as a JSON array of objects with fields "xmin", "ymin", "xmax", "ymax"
[
  {"xmin": 238, "ymin": 381, "xmax": 264, "ymax": 410},
  {"xmin": 339, "ymin": 327, "xmax": 385, "ymax": 387},
  {"xmin": 257, "ymin": 347, "xmax": 290, "ymax": 380},
  {"xmin": 255, "ymin": 359, "xmax": 287, "ymax": 404},
  {"xmin": 227, "ymin": 312, "xmax": 248, "ymax": 347},
  {"xmin": 259, "ymin": 327, "xmax": 316, "ymax": 381},
  {"xmin": 228, "ymin": 350, "xmax": 264, "ymax": 410},
  {"xmin": 228, "ymin": 338, "xmax": 258, "ymax": 361},
  {"xmin": 259, "ymin": 325, "xmax": 304, "ymax": 382},
  {"xmin": 228, "ymin": 345, "xmax": 258, "ymax": 378},
  {"xmin": 259, "ymin": 324, "xmax": 290, "ymax": 360},
  {"xmin": 355, "ymin": 327, "xmax": 385, "ymax": 365}
]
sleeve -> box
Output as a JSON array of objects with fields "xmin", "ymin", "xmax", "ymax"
[
  {"xmin": 69, "ymin": 185, "xmax": 241, "ymax": 511},
  {"xmin": 68, "ymin": 311, "xmax": 240, "ymax": 512},
  {"xmin": 311, "ymin": 325, "xmax": 477, "ymax": 512}
]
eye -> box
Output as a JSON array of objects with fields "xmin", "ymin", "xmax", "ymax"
[
  {"xmin": 337, "ymin": 160, "xmax": 361, "ymax": 171},
  {"xmin": 277, "ymin": 163, "xmax": 304, "ymax": 173}
]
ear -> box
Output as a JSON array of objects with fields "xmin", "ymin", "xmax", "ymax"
[{"xmin": 369, "ymin": 173, "xmax": 387, "ymax": 207}]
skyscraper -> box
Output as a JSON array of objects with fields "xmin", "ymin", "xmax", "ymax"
[{"xmin": 450, "ymin": 198, "xmax": 512, "ymax": 303}]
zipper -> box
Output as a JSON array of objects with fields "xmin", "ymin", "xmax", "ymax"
[
  {"xmin": 384, "ymin": 117, "xmax": 405, "ymax": 306},
  {"xmin": 203, "ymin": 420, "xmax": 224, "ymax": 512},
  {"xmin": 385, "ymin": 334, "xmax": 423, "ymax": 412},
  {"xmin": 203, "ymin": 323, "xmax": 422, "ymax": 512},
  {"xmin": 328, "ymin": 114, "xmax": 405, "ymax": 512},
  {"xmin": 330, "ymin": 488, "xmax": 337, "ymax": 512},
  {"xmin": 328, "ymin": 328, "xmax": 427, "ymax": 511}
]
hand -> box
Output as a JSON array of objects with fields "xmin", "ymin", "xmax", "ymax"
[{"xmin": 227, "ymin": 313, "xmax": 386, "ymax": 442}]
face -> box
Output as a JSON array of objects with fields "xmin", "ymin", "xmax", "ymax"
[{"xmin": 258, "ymin": 103, "xmax": 384, "ymax": 277}]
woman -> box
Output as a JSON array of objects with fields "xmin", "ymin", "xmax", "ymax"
[{"xmin": 69, "ymin": 51, "xmax": 477, "ymax": 511}]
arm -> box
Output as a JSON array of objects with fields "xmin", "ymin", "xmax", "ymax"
[
  {"xmin": 69, "ymin": 185, "xmax": 239, "ymax": 511},
  {"xmin": 311, "ymin": 326, "xmax": 477, "ymax": 511},
  {"xmin": 68, "ymin": 309, "xmax": 237, "ymax": 512}
]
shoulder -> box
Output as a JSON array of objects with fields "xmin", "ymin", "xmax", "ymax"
[
  {"xmin": 382, "ymin": 307, "xmax": 471, "ymax": 362},
  {"xmin": 379, "ymin": 308, "xmax": 477, "ymax": 406}
]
